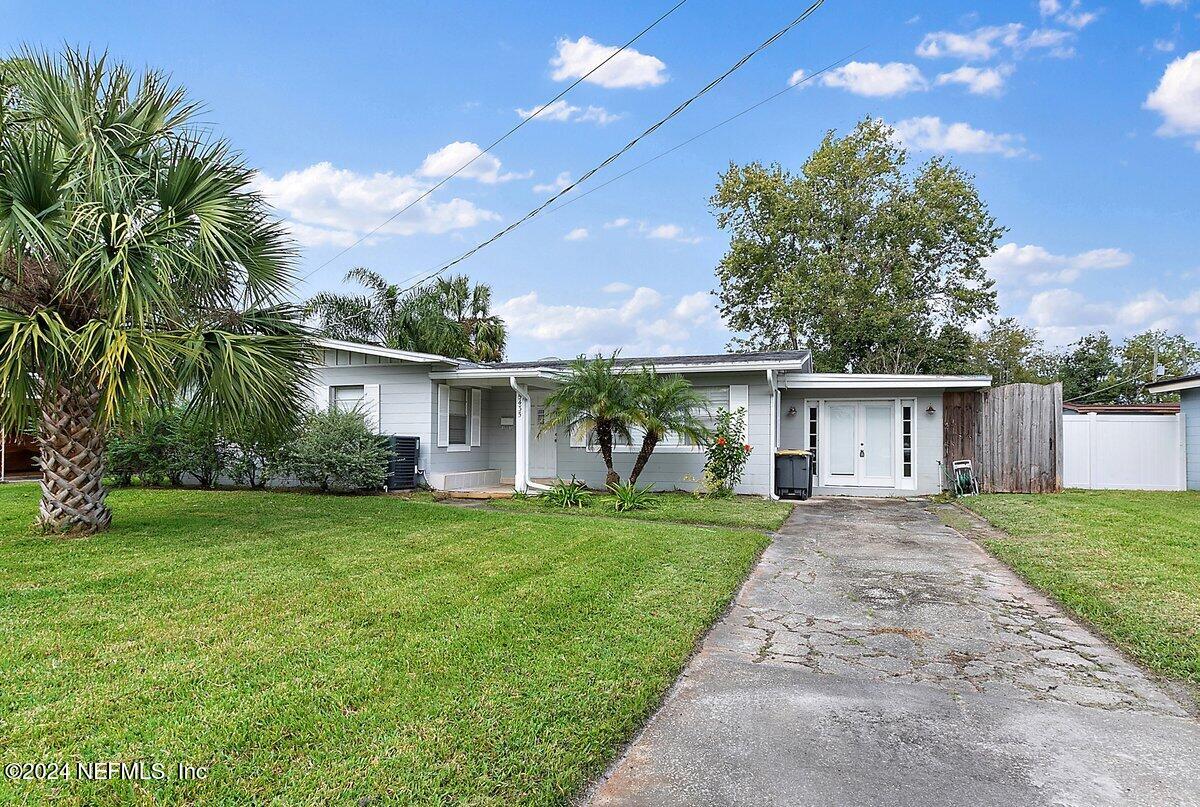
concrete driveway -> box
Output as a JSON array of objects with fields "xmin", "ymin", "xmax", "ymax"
[{"xmin": 588, "ymin": 498, "xmax": 1200, "ymax": 807}]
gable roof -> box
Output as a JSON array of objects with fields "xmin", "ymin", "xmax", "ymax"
[{"xmin": 315, "ymin": 338, "xmax": 464, "ymax": 366}]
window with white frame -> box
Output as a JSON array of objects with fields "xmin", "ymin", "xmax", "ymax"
[
  {"xmin": 901, "ymin": 400, "xmax": 914, "ymax": 480},
  {"xmin": 330, "ymin": 385, "xmax": 365, "ymax": 413},
  {"xmin": 448, "ymin": 387, "xmax": 468, "ymax": 446},
  {"xmin": 807, "ymin": 404, "xmax": 818, "ymax": 454}
]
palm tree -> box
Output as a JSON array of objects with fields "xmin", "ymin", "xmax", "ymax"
[
  {"xmin": 0, "ymin": 49, "xmax": 310, "ymax": 533},
  {"xmin": 307, "ymin": 270, "xmax": 506, "ymax": 362},
  {"xmin": 542, "ymin": 353, "xmax": 637, "ymax": 488},
  {"xmin": 627, "ymin": 369, "xmax": 711, "ymax": 486}
]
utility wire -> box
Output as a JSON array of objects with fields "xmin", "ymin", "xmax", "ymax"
[
  {"xmin": 298, "ymin": 0, "xmax": 691, "ymax": 282},
  {"xmin": 392, "ymin": 0, "xmax": 827, "ymax": 295},
  {"xmin": 1064, "ymin": 364, "xmax": 1152, "ymax": 403}
]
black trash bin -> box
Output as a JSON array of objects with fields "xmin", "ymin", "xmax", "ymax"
[{"xmin": 775, "ymin": 449, "xmax": 813, "ymax": 500}]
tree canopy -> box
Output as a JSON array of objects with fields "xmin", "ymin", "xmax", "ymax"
[{"xmin": 711, "ymin": 117, "xmax": 1003, "ymax": 373}]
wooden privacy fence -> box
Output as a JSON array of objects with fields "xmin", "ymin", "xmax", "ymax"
[{"xmin": 943, "ymin": 383, "xmax": 1063, "ymax": 493}]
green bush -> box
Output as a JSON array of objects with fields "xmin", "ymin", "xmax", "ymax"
[
  {"xmin": 105, "ymin": 408, "xmax": 187, "ymax": 487},
  {"xmin": 225, "ymin": 423, "xmax": 288, "ymax": 489},
  {"xmin": 176, "ymin": 419, "xmax": 228, "ymax": 489},
  {"xmin": 701, "ymin": 408, "xmax": 751, "ymax": 497},
  {"xmin": 609, "ymin": 481, "xmax": 656, "ymax": 512},
  {"xmin": 542, "ymin": 478, "xmax": 590, "ymax": 508},
  {"xmin": 276, "ymin": 408, "xmax": 389, "ymax": 492}
]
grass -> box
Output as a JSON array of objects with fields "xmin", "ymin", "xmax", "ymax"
[
  {"xmin": 488, "ymin": 491, "xmax": 794, "ymax": 532},
  {"xmin": 961, "ymin": 490, "xmax": 1200, "ymax": 691},
  {"xmin": 0, "ymin": 485, "xmax": 769, "ymax": 805}
]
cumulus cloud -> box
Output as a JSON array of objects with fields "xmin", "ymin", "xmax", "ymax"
[
  {"xmin": 818, "ymin": 61, "xmax": 928, "ymax": 97},
  {"xmin": 604, "ymin": 217, "xmax": 631, "ymax": 229},
  {"xmin": 935, "ymin": 64, "xmax": 1013, "ymax": 95},
  {"xmin": 1023, "ymin": 288, "xmax": 1116, "ymax": 344},
  {"xmin": 495, "ymin": 286, "xmax": 724, "ymax": 357},
  {"xmin": 1141, "ymin": 0, "xmax": 1186, "ymax": 7},
  {"xmin": 515, "ymin": 99, "xmax": 622, "ymax": 125},
  {"xmin": 564, "ymin": 227, "xmax": 589, "ymax": 241},
  {"xmin": 533, "ymin": 171, "xmax": 573, "ymax": 194},
  {"xmin": 788, "ymin": 68, "xmax": 808, "ymax": 86},
  {"xmin": 892, "ymin": 116, "xmax": 1027, "ymax": 157},
  {"xmin": 252, "ymin": 162, "xmax": 500, "ymax": 247},
  {"xmin": 984, "ymin": 243, "xmax": 1133, "ymax": 286},
  {"xmin": 417, "ymin": 141, "xmax": 525, "ymax": 183},
  {"xmin": 1040, "ymin": 0, "xmax": 1099, "ymax": 29},
  {"xmin": 642, "ymin": 222, "xmax": 703, "ymax": 244},
  {"xmin": 1145, "ymin": 51, "xmax": 1200, "ymax": 146},
  {"xmin": 550, "ymin": 36, "xmax": 667, "ymax": 89},
  {"xmin": 917, "ymin": 23, "xmax": 1075, "ymax": 61}
]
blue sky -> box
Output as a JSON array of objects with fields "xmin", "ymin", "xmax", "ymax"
[{"xmin": 6, "ymin": 0, "xmax": 1198, "ymax": 360}]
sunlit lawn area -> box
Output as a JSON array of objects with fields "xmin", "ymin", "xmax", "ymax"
[
  {"xmin": 0, "ymin": 485, "xmax": 769, "ymax": 805},
  {"xmin": 963, "ymin": 490, "xmax": 1200, "ymax": 692},
  {"xmin": 488, "ymin": 491, "xmax": 794, "ymax": 532}
]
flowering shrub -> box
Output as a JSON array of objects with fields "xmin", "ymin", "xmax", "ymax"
[{"xmin": 701, "ymin": 407, "xmax": 751, "ymax": 497}]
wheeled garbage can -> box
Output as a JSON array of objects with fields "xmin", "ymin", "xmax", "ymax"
[{"xmin": 775, "ymin": 449, "xmax": 813, "ymax": 500}]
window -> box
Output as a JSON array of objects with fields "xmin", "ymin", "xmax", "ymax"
[
  {"xmin": 448, "ymin": 387, "xmax": 468, "ymax": 446},
  {"xmin": 662, "ymin": 386, "xmax": 729, "ymax": 447},
  {"xmin": 330, "ymin": 385, "xmax": 365, "ymax": 413},
  {"xmin": 808, "ymin": 405, "xmax": 818, "ymax": 454},
  {"xmin": 901, "ymin": 402, "xmax": 914, "ymax": 479}
]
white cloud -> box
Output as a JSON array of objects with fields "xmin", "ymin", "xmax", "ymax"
[
  {"xmin": 604, "ymin": 217, "xmax": 631, "ymax": 229},
  {"xmin": 417, "ymin": 141, "xmax": 525, "ymax": 183},
  {"xmin": 1024, "ymin": 288, "xmax": 1116, "ymax": 345},
  {"xmin": 252, "ymin": 162, "xmax": 500, "ymax": 246},
  {"xmin": 819, "ymin": 61, "xmax": 927, "ymax": 97},
  {"xmin": 1145, "ymin": 50, "xmax": 1200, "ymax": 145},
  {"xmin": 550, "ymin": 36, "xmax": 667, "ymax": 89},
  {"xmin": 935, "ymin": 64, "xmax": 1013, "ymax": 95},
  {"xmin": 1040, "ymin": 0, "xmax": 1099, "ymax": 29},
  {"xmin": 892, "ymin": 116, "xmax": 1027, "ymax": 157},
  {"xmin": 515, "ymin": 99, "xmax": 622, "ymax": 125},
  {"xmin": 1141, "ymin": 0, "xmax": 1186, "ymax": 7},
  {"xmin": 984, "ymin": 243, "xmax": 1133, "ymax": 286},
  {"xmin": 564, "ymin": 227, "xmax": 589, "ymax": 241},
  {"xmin": 1117, "ymin": 289, "xmax": 1200, "ymax": 330},
  {"xmin": 1154, "ymin": 39, "xmax": 1177, "ymax": 52},
  {"xmin": 788, "ymin": 68, "xmax": 808, "ymax": 87},
  {"xmin": 916, "ymin": 23, "xmax": 1075, "ymax": 61},
  {"xmin": 495, "ymin": 286, "xmax": 724, "ymax": 356},
  {"xmin": 642, "ymin": 222, "xmax": 703, "ymax": 244},
  {"xmin": 533, "ymin": 171, "xmax": 573, "ymax": 194}
]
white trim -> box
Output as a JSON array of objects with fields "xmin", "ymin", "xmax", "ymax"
[
  {"xmin": 729, "ymin": 385, "xmax": 749, "ymax": 442},
  {"xmin": 311, "ymin": 382, "xmax": 329, "ymax": 411},
  {"xmin": 1146, "ymin": 376, "xmax": 1200, "ymax": 394},
  {"xmin": 437, "ymin": 384, "xmax": 450, "ymax": 448},
  {"xmin": 781, "ymin": 373, "xmax": 991, "ymax": 390},
  {"xmin": 469, "ymin": 388, "xmax": 482, "ymax": 447},
  {"xmin": 316, "ymin": 338, "xmax": 460, "ymax": 365},
  {"xmin": 363, "ymin": 383, "xmax": 381, "ymax": 434},
  {"xmin": 445, "ymin": 444, "xmax": 472, "ymax": 453}
]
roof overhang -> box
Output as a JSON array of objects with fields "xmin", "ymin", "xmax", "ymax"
[
  {"xmin": 428, "ymin": 368, "xmax": 564, "ymax": 387},
  {"xmin": 1145, "ymin": 374, "xmax": 1200, "ymax": 394},
  {"xmin": 779, "ymin": 373, "xmax": 993, "ymax": 391},
  {"xmin": 647, "ymin": 360, "xmax": 813, "ymax": 374},
  {"xmin": 315, "ymin": 338, "xmax": 461, "ymax": 366}
]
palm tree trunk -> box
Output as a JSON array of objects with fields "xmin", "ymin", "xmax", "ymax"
[
  {"xmin": 628, "ymin": 432, "xmax": 659, "ymax": 486},
  {"xmin": 37, "ymin": 383, "xmax": 111, "ymax": 533},
  {"xmin": 595, "ymin": 422, "xmax": 620, "ymax": 488}
]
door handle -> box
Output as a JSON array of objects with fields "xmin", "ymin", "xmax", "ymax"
[{"xmin": 859, "ymin": 449, "xmax": 865, "ymax": 457}]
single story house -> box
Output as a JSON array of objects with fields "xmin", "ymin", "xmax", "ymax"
[
  {"xmin": 311, "ymin": 338, "xmax": 992, "ymax": 498},
  {"xmin": 1146, "ymin": 372, "xmax": 1199, "ymax": 490}
]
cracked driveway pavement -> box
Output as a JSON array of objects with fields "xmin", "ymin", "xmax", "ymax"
[{"xmin": 589, "ymin": 498, "xmax": 1200, "ymax": 807}]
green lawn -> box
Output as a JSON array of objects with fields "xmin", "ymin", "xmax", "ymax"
[
  {"xmin": 0, "ymin": 485, "xmax": 768, "ymax": 805},
  {"xmin": 962, "ymin": 490, "xmax": 1200, "ymax": 690},
  {"xmin": 488, "ymin": 492, "xmax": 794, "ymax": 532}
]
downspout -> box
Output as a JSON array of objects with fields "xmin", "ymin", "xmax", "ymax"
[
  {"xmin": 767, "ymin": 370, "xmax": 780, "ymax": 500},
  {"xmin": 509, "ymin": 377, "xmax": 551, "ymax": 493}
]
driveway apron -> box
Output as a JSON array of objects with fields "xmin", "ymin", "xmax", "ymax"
[{"xmin": 589, "ymin": 498, "xmax": 1200, "ymax": 807}]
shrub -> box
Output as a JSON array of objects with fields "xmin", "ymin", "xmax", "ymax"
[
  {"xmin": 176, "ymin": 418, "xmax": 228, "ymax": 489},
  {"xmin": 609, "ymin": 481, "xmax": 655, "ymax": 512},
  {"xmin": 702, "ymin": 407, "xmax": 752, "ymax": 497},
  {"xmin": 225, "ymin": 423, "xmax": 289, "ymax": 489},
  {"xmin": 277, "ymin": 408, "xmax": 390, "ymax": 492},
  {"xmin": 542, "ymin": 478, "xmax": 589, "ymax": 508},
  {"xmin": 105, "ymin": 408, "xmax": 186, "ymax": 487}
]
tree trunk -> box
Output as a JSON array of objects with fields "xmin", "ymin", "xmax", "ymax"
[
  {"xmin": 37, "ymin": 383, "xmax": 111, "ymax": 533},
  {"xmin": 595, "ymin": 422, "xmax": 620, "ymax": 489},
  {"xmin": 628, "ymin": 432, "xmax": 659, "ymax": 486}
]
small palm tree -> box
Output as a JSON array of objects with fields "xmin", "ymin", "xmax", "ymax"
[
  {"xmin": 0, "ymin": 49, "xmax": 310, "ymax": 532},
  {"xmin": 308, "ymin": 269, "xmax": 506, "ymax": 362},
  {"xmin": 542, "ymin": 353, "xmax": 637, "ymax": 488},
  {"xmin": 627, "ymin": 369, "xmax": 710, "ymax": 485}
]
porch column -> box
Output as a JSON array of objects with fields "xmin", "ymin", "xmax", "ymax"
[{"xmin": 510, "ymin": 377, "xmax": 529, "ymax": 493}]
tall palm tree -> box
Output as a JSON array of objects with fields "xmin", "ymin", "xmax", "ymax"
[
  {"xmin": 542, "ymin": 353, "xmax": 637, "ymax": 488},
  {"xmin": 0, "ymin": 49, "xmax": 310, "ymax": 533},
  {"xmin": 307, "ymin": 270, "xmax": 506, "ymax": 362},
  {"xmin": 627, "ymin": 369, "xmax": 711, "ymax": 486}
]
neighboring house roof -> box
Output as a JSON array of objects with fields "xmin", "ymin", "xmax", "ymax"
[
  {"xmin": 1145, "ymin": 372, "xmax": 1200, "ymax": 395},
  {"xmin": 1063, "ymin": 402, "xmax": 1181, "ymax": 415},
  {"xmin": 779, "ymin": 373, "xmax": 992, "ymax": 390}
]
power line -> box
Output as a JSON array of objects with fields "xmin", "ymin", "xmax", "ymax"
[
  {"xmin": 298, "ymin": 0, "xmax": 691, "ymax": 282},
  {"xmin": 391, "ymin": 0, "xmax": 827, "ymax": 295},
  {"xmin": 1064, "ymin": 364, "xmax": 1151, "ymax": 403}
]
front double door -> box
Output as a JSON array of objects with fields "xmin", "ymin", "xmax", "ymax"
[{"xmin": 823, "ymin": 401, "xmax": 895, "ymax": 488}]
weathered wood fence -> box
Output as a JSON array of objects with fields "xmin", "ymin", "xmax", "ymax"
[{"xmin": 943, "ymin": 383, "xmax": 1063, "ymax": 493}]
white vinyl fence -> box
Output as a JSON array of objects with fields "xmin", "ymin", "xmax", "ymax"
[{"xmin": 1063, "ymin": 413, "xmax": 1187, "ymax": 490}]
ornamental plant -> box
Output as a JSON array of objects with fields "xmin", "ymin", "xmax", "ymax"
[{"xmin": 702, "ymin": 407, "xmax": 751, "ymax": 497}]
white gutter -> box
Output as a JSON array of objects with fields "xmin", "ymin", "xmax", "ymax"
[
  {"xmin": 766, "ymin": 370, "xmax": 780, "ymax": 500},
  {"xmin": 509, "ymin": 376, "xmax": 551, "ymax": 493}
]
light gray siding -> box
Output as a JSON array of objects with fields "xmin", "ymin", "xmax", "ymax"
[
  {"xmin": 1183, "ymin": 389, "xmax": 1200, "ymax": 490},
  {"xmin": 312, "ymin": 362, "xmax": 433, "ymax": 471}
]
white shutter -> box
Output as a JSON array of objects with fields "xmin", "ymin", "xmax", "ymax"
[
  {"xmin": 363, "ymin": 384, "xmax": 381, "ymax": 434},
  {"xmin": 311, "ymin": 382, "xmax": 329, "ymax": 412},
  {"xmin": 437, "ymin": 384, "xmax": 450, "ymax": 448},
  {"xmin": 469, "ymin": 388, "xmax": 482, "ymax": 447},
  {"xmin": 729, "ymin": 384, "xmax": 749, "ymax": 441}
]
